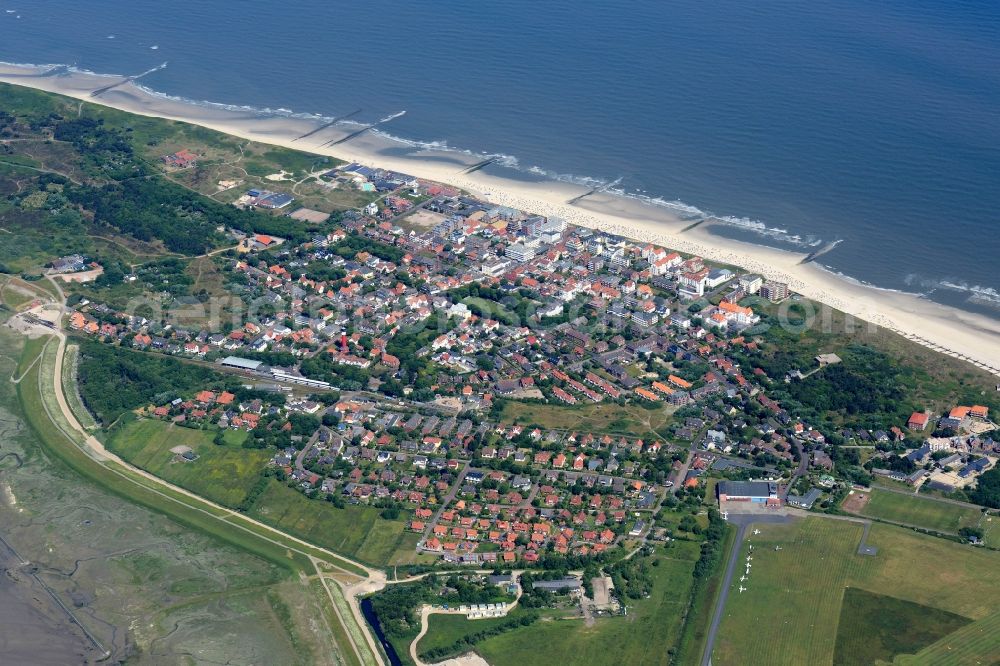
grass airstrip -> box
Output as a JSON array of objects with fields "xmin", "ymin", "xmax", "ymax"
[{"xmin": 711, "ymin": 517, "xmax": 1000, "ymax": 666}]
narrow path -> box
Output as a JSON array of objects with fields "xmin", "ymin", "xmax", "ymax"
[
  {"xmin": 409, "ymin": 576, "xmax": 523, "ymax": 666},
  {"xmin": 8, "ymin": 340, "xmax": 45, "ymax": 383},
  {"xmin": 0, "ymin": 158, "xmax": 82, "ymax": 185},
  {"xmin": 311, "ymin": 555, "xmax": 380, "ymax": 666}
]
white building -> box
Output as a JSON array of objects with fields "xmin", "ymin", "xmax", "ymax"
[
  {"xmin": 738, "ymin": 274, "xmax": 763, "ymax": 294},
  {"xmin": 506, "ymin": 243, "xmax": 537, "ymax": 262}
]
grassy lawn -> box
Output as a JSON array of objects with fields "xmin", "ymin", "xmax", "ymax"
[
  {"xmin": 418, "ymin": 608, "xmax": 534, "ymax": 661},
  {"xmin": 472, "ymin": 540, "xmax": 701, "ymax": 666},
  {"xmin": 109, "ymin": 419, "xmax": 415, "ymax": 568},
  {"xmin": 857, "ymin": 488, "xmax": 984, "ymax": 534},
  {"xmin": 892, "ymin": 609, "xmax": 1000, "ymax": 665},
  {"xmin": 712, "ymin": 517, "xmax": 1000, "ymax": 666},
  {"xmin": 703, "ymin": 478, "xmax": 720, "ymax": 506},
  {"xmin": 107, "ymin": 418, "xmax": 271, "ymax": 507},
  {"xmin": 500, "ymin": 400, "xmax": 673, "ymax": 439},
  {"xmin": 461, "ymin": 296, "xmax": 518, "ymax": 326},
  {"xmin": 978, "ymin": 512, "xmax": 1000, "ymax": 548},
  {"xmin": 15, "ymin": 334, "xmax": 49, "ymax": 376},
  {"xmin": 60, "ymin": 343, "xmax": 98, "ymax": 430},
  {"xmin": 249, "ymin": 480, "xmax": 408, "ymax": 567},
  {"xmin": 833, "ymin": 588, "xmax": 970, "ymax": 666},
  {"xmin": 0, "ymin": 279, "xmax": 37, "ymax": 310},
  {"xmin": 675, "ymin": 524, "xmax": 736, "ymax": 665},
  {"xmin": 388, "ymin": 532, "xmax": 437, "ymax": 568}
]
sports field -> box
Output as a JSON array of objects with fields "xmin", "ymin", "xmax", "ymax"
[
  {"xmin": 856, "ymin": 488, "xmax": 985, "ymax": 534},
  {"xmin": 712, "ymin": 517, "xmax": 1000, "ymax": 666},
  {"xmin": 107, "ymin": 418, "xmax": 271, "ymax": 507}
]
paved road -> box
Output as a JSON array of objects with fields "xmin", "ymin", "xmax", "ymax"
[
  {"xmin": 420, "ymin": 461, "xmax": 471, "ymax": 543},
  {"xmin": 700, "ymin": 513, "xmax": 797, "ymax": 666},
  {"xmin": 781, "ymin": 441, "xmax": 809, "ymax": 500},
  {"xmin": 408, "ymin": 574, "xmax": 523, "ymax": 666},
  {"xmin": 701, "ymin": 521, "xmax": 747, "ymax": 666},
  {"xmin": 294, "ymin": 429, "xmax": 321, "ymax": 472},
  {"xmin": 670, "ymin": 439, "xmax": 700, "ymax": 495}
]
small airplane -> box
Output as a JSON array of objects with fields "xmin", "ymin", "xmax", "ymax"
[
  {"xmin": 746, "ymin": 556, "xmax": 753, "ymax": 562},
  {"xmin": 740, "ymin": 575, "xmax": 746, "ymax": 582},
  {"xmin": 753, "ymin": 529, "xmax": 761, "ymax": 535},
  {"xmin": 739, "ymin": 586, "xmax": 746, "ymax": 593},
  {"xmin": 775, "ymin": 545, "xmax": 782, "ymax": 551}
]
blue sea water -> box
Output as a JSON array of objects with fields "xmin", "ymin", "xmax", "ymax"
[{"xmin": 3, "ymin": 0, "xmax": 1000, "ymax": 314}]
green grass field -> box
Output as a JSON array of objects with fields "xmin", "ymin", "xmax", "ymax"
[
  {"xmin": 500, "ymin": 400, "xmax": 673, "ymax": 439},
  {"xmin": 387, "ymin": 532, "xmax": 437, "ymax": 567},
  {"xmin": 833, "ymin": 588, "xmax": 970, "ymax": 666},
  {"xmin": 107, "ymin": 419, "xmax": 410, "ymax": 568},
  {"xmin": 60, "ymin": 343, "xmax": 98, "ymax": 430},
  {"xmin": 470, "ymin": 540, "xmax": 701, "ymax": 666},
  {"xmin": 249, "ymin": 480, "xmax": 408, "ymax": 567},
  {"xmin": 0, "ymin": 280, "xmax": 37, "ymax": 310},
  {"xmin": 712, "ymin": 517, "xmax": 1000, "ymax": 666},
  {"xmin": 418, "ymin": 608, "xmax": 534, "ymax": 662},
  {"xmin": 858, "ymin": 488, "xmax": 984, "ymax": 534},
  {"xmin": 107, "ymin": 418, "xmax": 271, "ymax": 507},
  {"xmin": 675, "ymin": 524, "xmax": 736, "ymax": 664},
  {"xmin": 461, "ymin": 296, "xmax": 518, "ymax": 326},
  {"xmin": 891, "ymin": 609, "xmax": 1000, "ymax": 665}
]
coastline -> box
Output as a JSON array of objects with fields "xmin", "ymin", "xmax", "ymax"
[{"xmin": 2, "ymin": 63, "xmax": 999, "ymax": 374}]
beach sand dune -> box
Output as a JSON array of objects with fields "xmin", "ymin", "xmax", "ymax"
[{"xmin": 2, "ymin": 63, "xmax": 999, "ymax": 374}]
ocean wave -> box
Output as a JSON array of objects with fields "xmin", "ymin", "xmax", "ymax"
[
  {"xmin": 3, "ymin": 60, "xmax": 826, "ymax": 252},
  {"xmin": 813, "ymin": 265, "xmax": 928, "ymax": 298},
  {"xmin": 937, "ymin": 280, "xmax": 1000, "ymax": 305},
  {"xmin": 65, "ymin": 64, "xmax": 126, "ymax": 79},
  {"xmin": 369, "ymin": 128, "xmax": 611, "ymax": 187},
  {"xmin": 903, "ymin": 275, "xmax": 1000, "ymax": 305},
  {"xmin": 2, "ymin": 61, "xmax": 136, "ymax": 80},
  {"xmin": 0, "ymin": 59, "xmax": 74, "ymax": 72},
  {"xmin": 138, "ymin": 72, "xmax": 836, "ymax": 251},
  {"xmin": 131, "ymin": 83, "xmax": 339, "ymax": 121}
]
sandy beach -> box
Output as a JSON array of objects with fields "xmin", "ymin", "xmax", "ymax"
[{"xmin": 2, "ymin": 63, "xmax": 1000, "ymax": 374}]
